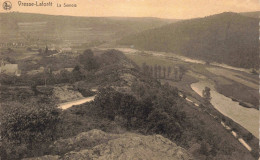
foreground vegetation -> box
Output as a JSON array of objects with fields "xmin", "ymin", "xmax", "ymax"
[
  {"xmin": 0, "ymin": 49, "xmax": 257, "ymax": 160},
  {"xmin": 58, "ymin": 80, "xmax": 257, "ymax": 160}
]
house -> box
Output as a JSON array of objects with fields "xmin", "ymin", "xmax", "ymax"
[
  {"xmin": 65, "ymin": 68, "xmax": 74, "ymax": 72},
  {"xmin": 0, "ymin": 61, "xmax": 21, "ymax": 76},
  {"xmin": 27, "ymin": 67, "xmax": 44, "ymax": 75},
  {"xmin": 61, "ymin": 47, "xmax": 72, "ymax": 53},
  {"xmin": 52, "ymin": 68, "xmax": 74, "ymax": 75}
]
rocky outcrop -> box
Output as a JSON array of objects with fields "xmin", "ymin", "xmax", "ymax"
[
  {"xmin": 52, "ymin": 85, "xmax": 83, "ymax": 103},
  {"xmin": 50, "ymin": 129, "xmax": 118, "ymax": 155},
  {"xmin": 63, "ymin": 133, "xmax": 192, "ymax": 160},
  {"xmin": 24, "ymin": 129, "xmax": 193, "ymax": 160},
  {"xmin": 23, "ymin": 155, "xmax": 60, "ymax": 160}
]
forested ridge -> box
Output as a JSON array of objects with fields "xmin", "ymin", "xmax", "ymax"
[{"xmin": 119, "ymin": 12, "xmax": 259, "ymax": 68}]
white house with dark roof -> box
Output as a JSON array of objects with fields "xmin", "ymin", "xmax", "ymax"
[{"xmin": 0, "ymin": 60, "xmax": 21, "ymax": 76}]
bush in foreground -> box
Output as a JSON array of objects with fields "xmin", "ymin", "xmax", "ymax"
[{"xmin": 0, "ymin": 101, "xmax": 61, "ymax": 160}]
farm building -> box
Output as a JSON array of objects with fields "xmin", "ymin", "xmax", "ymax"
[
  {"xmin": 0, "ymin": 62, "xmax": 21, "ymax": 76},
  {"xmin": 61, "ymin": 47, "xmax": 72, "ymax": 53}
]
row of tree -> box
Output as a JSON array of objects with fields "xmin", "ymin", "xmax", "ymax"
[{"xmin": 141, "ymin": 63, "xmax": 187, "ymax": 81}]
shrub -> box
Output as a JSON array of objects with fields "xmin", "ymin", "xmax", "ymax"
[
  {"xmin": 245, "ymin": 133, "xmax": 253, "ymax": 141},
  {"xmin": 79, "ymin": 49, "xmax": 99, "ymax": 70},
  {"xmin": 94, "ymin": 87, "xmax": 185, "ymax": 140},
  {"xmin": 0, "ymin": 101, "xmax": 61, "ymax": 159}
]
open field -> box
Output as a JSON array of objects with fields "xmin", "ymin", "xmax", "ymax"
[
  {"xmin": 207, "ymin": 67, "xmax": 258, "ymax": 89},
  {"xmin": 126, "ymin": 54, "xmax": 183, "ymax": 67},
  {"xmin": 216, "ymin": 81, "xmax": 259, "ymax": 107}
]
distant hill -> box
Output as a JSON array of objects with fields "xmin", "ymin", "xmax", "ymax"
[
  {"xmin": 0, "ymin": 12, "xmax": 177, "ymax": 46},
  {"xmin": 119, "ymin": 12, "xmax": 259, "ymax": 69}
]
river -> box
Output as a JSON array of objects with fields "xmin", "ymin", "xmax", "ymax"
[
  {"xmin": 107, "ymin": 47, "xmax": 255, "ymax": 74},
  {"xmin": 191, "ymin": 81, "xmax": 259, "ymax": 138}
]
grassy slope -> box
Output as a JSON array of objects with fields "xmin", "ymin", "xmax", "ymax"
[{"xmin": 119, "ymin": 12, "xmax": 259, "ymax": 68}]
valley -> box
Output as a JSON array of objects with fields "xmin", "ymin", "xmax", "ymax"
[
  {"xmin": 113, "ymin": 46, "xmax": 259, "ymax": 141},
  {"xmin": 0, "ymin": 11, "xmax": 259, "ymax": 160}
]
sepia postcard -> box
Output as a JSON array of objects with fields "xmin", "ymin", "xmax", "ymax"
[{"xmin": 0, "ymin": 0, "xmax": 259, "ymax": 160}]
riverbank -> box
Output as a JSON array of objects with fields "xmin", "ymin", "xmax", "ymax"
[
  {"xmin": 191, "ymin": 80, "xmax": 259, "ymax": 139},
  {"xmin": 182, "ymin": 93, "xmax": 253, "ymax": 152}
]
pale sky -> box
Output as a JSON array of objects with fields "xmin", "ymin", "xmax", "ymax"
[{"xmin": 0, "ymin": 0, "xmax": 259, "ymax": 19}]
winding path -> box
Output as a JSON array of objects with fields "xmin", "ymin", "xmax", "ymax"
[{"xmin": 58, "ymin": 96, "xmax": 96, "ymax": 110}]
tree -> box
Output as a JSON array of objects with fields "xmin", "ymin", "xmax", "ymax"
[
  {"xmin": 202, "ymin": 87, "xmax": 211, "ymax": 104},
  {"xmin": 44, "ymin": 45, "xmax": 49, "ymax": 54},
  {"xmin": 83, "ymin": 49, "xmax": 94, "ymax": 57},
  {"xmin": 142, "ymin": 63, "xmax": 151, "ymax": 76},
  {"xmin": 94, "ymin": 87, "xmax": 120, "ymax": 120},
  {"xmin": 167, "ymin": 66, "xmax": 171, "ymax": 78},
  {"xmin": 79, "ymin": 49, "xmax": 99, "ymax": 70},
  {"xmin": 178, "ymin": 66, "xmax": 187, "ymax": 81},
  {"xmin": 119, "ymin": 94, "xmax": 139, "ymax": 128},
  {"xmin": 163, "ymin": 66, "xmax": 166, "ymax": 79},
  {"xmin": 154, "ymin": 65, "xmax": 158, "ymax": 79},
  {"xmin": 245, "ymin": 133, "xmax": 253, "ymax": 141},
  {"xmin": 158, "ymin": 65, "xmax": 161, "ymax": 79},
  {"xmin": 73, "ymin": 65, "xmax": 80, "ymax": 72},
  {"xmin": 182, "ymin": 93, "xmax": 187, "ymax": 99},
  {"xmin": 31, "ymin": 82, "xmax": 39, "ymax": 95},
  {"xmin": 174, "ymin": 67, "xmax": 178, "ymax": 80},
  {"xmin": 7, "ymin": 48, "xmax": 13, "ymax": 53},
  {"xmin": 38, "ymin": 48, "xmax": 42, "ymax": 54},
  {"xmin": 251, "ymin": 68, "xmax": 257, "ymax": 75},
  {"xmin": 146, "ymin": 65, "xmax": 150, "ymax": 76},
  {"xmin": 43, "ymin": 67, "xmax": 52, "ymax": 86},
  {"xmin": 200, "ymin": 141, "xmax": 210, "ymax": 156},
  {"xmin": 150, "ymin": 66, "xmax": 153, "ymax": 77},
  {"xmin": 27, "ymin": 47, "xmax": 32, "ymax": 51},
  {"xmin": 4, "ymin": 57, "xmax": 16, "ymax": 64},
  {"xmin": 71, "ymin": 65, "xmax": 83, "ymax": 82},
  {"xmin": 142, "ymin": 62, "xmax": 147, "ymax": 73}
]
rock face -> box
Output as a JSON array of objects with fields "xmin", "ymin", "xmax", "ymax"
[
  {"xmin": 50, "ymin": 129, "xmax": 118, "ymax": 155},
  {"xmin": 24, "ymin": 129, "xmax": 193, "ymax": 160},
  {"xmin": 23, "ymin": 155, "xmax": 60, "ymax": 160},
  {"xmin": 52, "ymin": 85, "xmax": 83, "ymax": 103}
]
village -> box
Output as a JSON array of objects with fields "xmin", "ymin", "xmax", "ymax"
[{"xmin": 0, "ymin": 43, "xmax": 75, "ymax": 80}]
